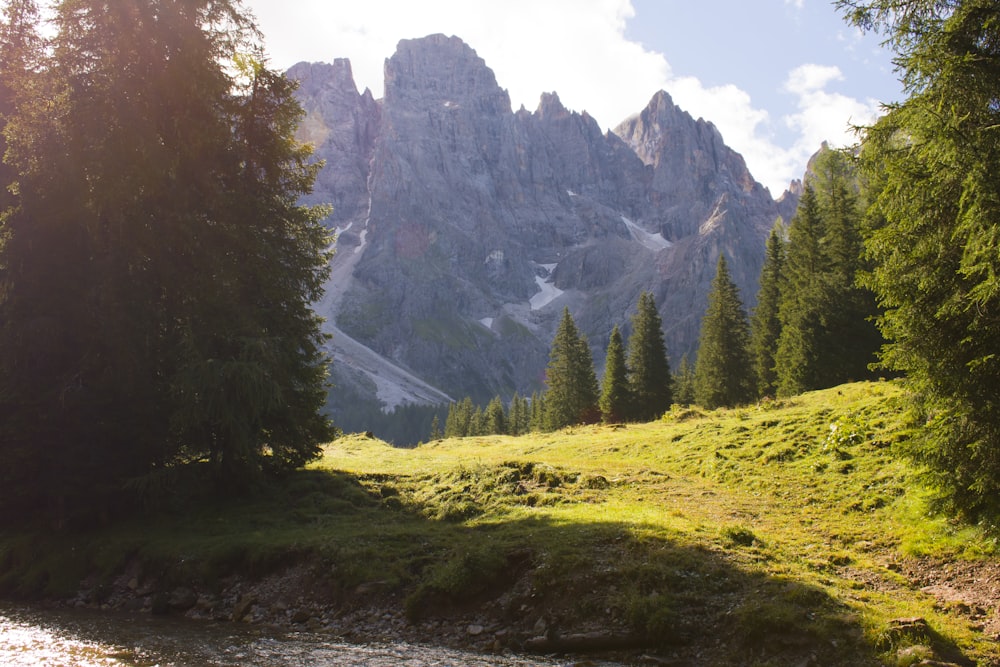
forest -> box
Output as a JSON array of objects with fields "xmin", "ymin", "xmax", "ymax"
[{"xmin": 1, "ymin": 0, "xmax": 999, "ymax": 534}]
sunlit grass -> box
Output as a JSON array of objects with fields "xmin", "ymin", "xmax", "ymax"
[{"xmin": 2, "ymin": 380, "xmax": 998, "ymax": 665}]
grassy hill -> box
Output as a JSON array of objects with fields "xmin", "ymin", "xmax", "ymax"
[{"xmin": 3, "ymin": 381, "xmax": 999, "ymax": 665}]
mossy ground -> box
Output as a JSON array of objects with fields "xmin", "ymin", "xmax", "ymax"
[{"xmin": 2, "ymin": 381, "xmax": 998, "ymax": 665}]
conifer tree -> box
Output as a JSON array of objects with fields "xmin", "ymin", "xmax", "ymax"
[
  {"xmin": 0, "ymin": 0, "xmax": 334, "ymax": 521},
  {"xmin": 774, "ymin": 184, "xmax": 827, "ymax": 397},
  {"xmin": 529, "ymin": 392, "xmax": 544, "ymax": 432},
  {"xmin": 626, "ymin": 292, "xmax": 672, "ymax": 421},
  {"xmin": 444, "ymin": 397, "xmax": 474, "ymax": 438},
  {"xmin": 673, "ymin": 353, "xmax": 696, "ymax": 406},
  {"xmin": 429, "ymin": 415, "xmax": 442, "ymax": 441},
  {"xmin": 543, "ymin": 308, "xmax": 599, "ymax": 429},
  {"xmin": 750, "ymin": 222, "xmax": 786, "ymax": 398},
  {"xmin": 774, "ymin": 149, "xmax": 881, "ymax": 397},
  {"xmin": 484, "ymin": 396, "xmax": 507, "ymax": 435},
  {"xmin": 599, "ymin": 325, "xmax": 630, "ymax": 423},
  {"xmin": 694, "ymin": 255, "xmax": 754, "ymax": 409},
  {"xmin": 838, "ymin": 0, "xmax": 1000, "ymax": 520}
]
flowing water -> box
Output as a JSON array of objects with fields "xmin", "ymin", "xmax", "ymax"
[{"xmin": 0, "ymin": 605, "xmax": 622, "ymax": 666}]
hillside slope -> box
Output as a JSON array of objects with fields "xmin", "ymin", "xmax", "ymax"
[{"xmin": 2, "ymin": 382, "xmax": 998, "ymax": 666}]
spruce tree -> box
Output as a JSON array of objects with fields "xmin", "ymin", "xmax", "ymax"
[
  {"xmin": 543, "ymin": 308, "xmax": 599, "ymax": 430},
  {"xmin": 838, "ymin": 0, "xmax": 1000, "ymax": 520},
  {"xmin": 626, "ymin": 292, "xmax": 672, "ymax": 421},
  {"xmin": 0, "ymin": 0, "xmax": 335, "ymax": 521},
  {"xmin": 599, "ymin": 325, "xmax": 630, "ymax": 423},
  {"xmin": 774, "ymin": 184, "xmax": 827, "ymax": 397},
  {"xmin": 673, "ymin": 353, "xmax": 696, "ymax": 406},
  {"xmin": 484, "ymin": 396, "xmax": 507, "ymax": 435},
  {"xmin": 694, "ymin": 255, "xmax": 754, "ymax": 409},
  {"xmin": 749, "ymin": 222, "xmax": 786, "ymax": 398}
]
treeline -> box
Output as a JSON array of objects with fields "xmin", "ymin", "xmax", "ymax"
[
  {"xmin": 442, "ymin": 146, "xmax": 883, "ymax": 437},
  {"xmin": 443, "ymin": 292, "xmax": 675, "ymax": 437},
  {"xmin": 0, "ymin": 0, "xmax": 335, "ymax": 525}
]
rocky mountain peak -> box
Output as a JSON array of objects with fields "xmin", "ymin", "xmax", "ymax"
[
  {"xmin": 290, "ymin": 34, "xmax": 800, "ymax": 432},
  {"xmin": 384, "ymin": 34, "xmax": 511, "ymax": 115},
  {"xmin": 288, "ymin": 58, "xmax": 360, "ymax": 98}
]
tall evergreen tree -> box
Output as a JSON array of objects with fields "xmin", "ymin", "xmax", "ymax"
[
  {"xmin": 774, "ymin": 184, "xmax": 827, "ymax": 397},
  {"xmin": 599, "ymin": 325, "xmax": 630, "ymax": 423},
  {"xmin": 543, "ymin": 307, "xmax": 599, "ymax": 429},
  {"xmin": 673, "ymin": 353, "xmax": 696, "ymax": 406},
  {"xmin": 0, "ymin": 0, "xmax": 334, "ymax": 523},
  {"xmin": 484, "ymin": 396, "xmax": 507, "ymax": 435},
  {"xmin": 749, "ymin": 221, "xmax": 786, "ymax": 398},
  {"xmin": 626, "ymin": 292, "xmax": 672, "ymax": 421},
  {"xmin": 839, "ymin": 0, "xmax": 1000, "ymax": 521},
  {"xmin": 810, "ymin": 147, "xmax": 882, "ymax": 385},
  {"xmin": 694, "ymin": 255, "xmax": 754, "ymax": 409}
]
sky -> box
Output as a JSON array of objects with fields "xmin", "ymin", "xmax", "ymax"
[{"xmin": 243, "ymin": 0, "xmax": 902, "ymax": 195}]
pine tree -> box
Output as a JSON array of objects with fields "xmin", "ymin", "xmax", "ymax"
[
  {"xmin": 429, "ymin": 415, "xmax": 442, "ymax": 441},
  {"xmin": 484, "ymin": 396, "xmax": 507, "ymax": 435},
  {"xmin": 838, "ymin": 0, "xmax": 1000, "ymax": 520},
  {"xmin": 599, "ymin": 325, "xmax": 630, "ymax": 423},
  {"xmin": 773, "ymin": 149, "xmax": 881, "ymax": 397},
  {"xmin": 694, "ymin": 255, "xmax": 754, "ymax": 409},
  {"xmin": 529, "ymin": 391, "xmax": 545, "ymax": 432},
  {"xmin": 774, "ymin": 184, "xmax": 827, "ymax": 397},
  {"xmin": 508, "ymin": 392, "xmax": 529, "ymax": 435},
  {"xmin": 626, "ymin": 292, "xmax": 672, "ymax": 421},
  {"xmin": 749, "ymin": 221, "xmax": 786, "ymax": 398},
  {"xmin": 543, "ymin": 308, "xmax": 599, "ymax": 430},
  {"xmin": 673, "ymin": 353, "xmax": 696, "ymax": 406},
  {"xmin": 1, "ymin": 0, "xmax": 336, "ymax": 521}
]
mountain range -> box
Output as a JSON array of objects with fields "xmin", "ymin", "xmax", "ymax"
[{"xmin": 288, "ymin": 34, "xmax": 802, "ymax": 430}]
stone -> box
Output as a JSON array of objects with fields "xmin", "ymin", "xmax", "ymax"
[
  {"xmin": 232, "ymin": 593, "xmax": 257, "ymax": 622},
  {"xmin": 290, "ymin": 34, "xmax": 800, "ymax": 420},
  {"xmin": 167, "ymin": 587, "xmax": 198, "ymax": 611}
]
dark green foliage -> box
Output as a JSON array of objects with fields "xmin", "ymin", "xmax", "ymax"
[
  {"xmin": 599, "ymin": 325, "xmax": 630, "ymax": 423},
  {"xmin": 672, "ymin": 353, "xmax": 696, "ymax": 406},
  {"xmin": 694, "ymin": 255, "xmax": 754, "ymax": 409},
  {"xmin": 774, "ymin": 148, "xmax": 882, "ymax": 397},
  {"xmin": 626, "ymin": 292, "xmax": 672, "ymax": 421},
  {"xmin": 543, "ymin": 308, "xmax": 599, "ymax": 429},
  {"xmin": 508, "ymin": 393, "xmax": 530, "ymax": 436},
  {"xmin": 749, "ymin": 222, "xmax": 786, "ymax": 398},
  {"xmin": 839, "ymin": 0, "xmax": 1000, "ymax": 522},
  {"xmin": 445, "ymin": 397, "xmax": 476, "ymax": 438},
  {"xmin": 0, "ymin": 0, "xmax": 334, "ymax": 524},
  {"xmin": 774, "ymin": 184, "xmax": 828, "ymax": 396},
  {"xmin": 484, "ymin": 396, "xmax": 507, "ymax": 435}
]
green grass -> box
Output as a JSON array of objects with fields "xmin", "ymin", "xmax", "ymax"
[{"xmin": 1, "ymin": 381, "xmax": 997, "ymax": 665}]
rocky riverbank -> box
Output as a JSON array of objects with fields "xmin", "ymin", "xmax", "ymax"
[{"xmin": 61, "ymin": 555, "xmax": 654, "ymax": 664}]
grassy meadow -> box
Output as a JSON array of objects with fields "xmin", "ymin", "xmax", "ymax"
[{"xmin": 2, "ymin": 380, "xmax": 998, "ymax": 665}]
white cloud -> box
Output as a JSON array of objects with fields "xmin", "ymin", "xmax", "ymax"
[
  {"xmin": 783, "ymin": 63, "xmax": 880, "ymax": 157},
  {"xmin": 250, "ymin": 0, "xmax": 669, "ymax": 130}
]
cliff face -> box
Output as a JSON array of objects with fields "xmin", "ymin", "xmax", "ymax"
[{"xmin": 291, "ymin": 34, "xmax": 798, "ymax": 415}]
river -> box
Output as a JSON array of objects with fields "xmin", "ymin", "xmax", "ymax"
[{"xmin": 0, "ymin": 605, "xmax": 624, "ymax": 666}]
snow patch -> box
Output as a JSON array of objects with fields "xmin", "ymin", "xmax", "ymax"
[
  {"xmin": 621, "ymin": 216, "xmax": 672, "ymax": 252},
  {"xmin": 530, "ymin": 266, "xmax": 563, "ymax": 311},
  {"xmin": 567, "ymin": 189, "xmax": 578, "ymax": 197},
  {"xmin": 479, "ymin": 317, "xmax": 494, "ymax": 329}
]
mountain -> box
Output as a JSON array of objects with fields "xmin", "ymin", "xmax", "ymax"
[{"xmin": 288, "ymin": 34, "xmax": 799, "ymax": 432}]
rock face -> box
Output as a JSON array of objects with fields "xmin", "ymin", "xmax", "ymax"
[{"xmin": 290, "ymin": 34, "xmax": 799, "ymax": 417}]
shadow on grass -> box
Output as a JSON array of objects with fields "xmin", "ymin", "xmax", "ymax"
[{"xmin": 0, "ymin": 465, "xmax": 975, "ymax": 667}]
